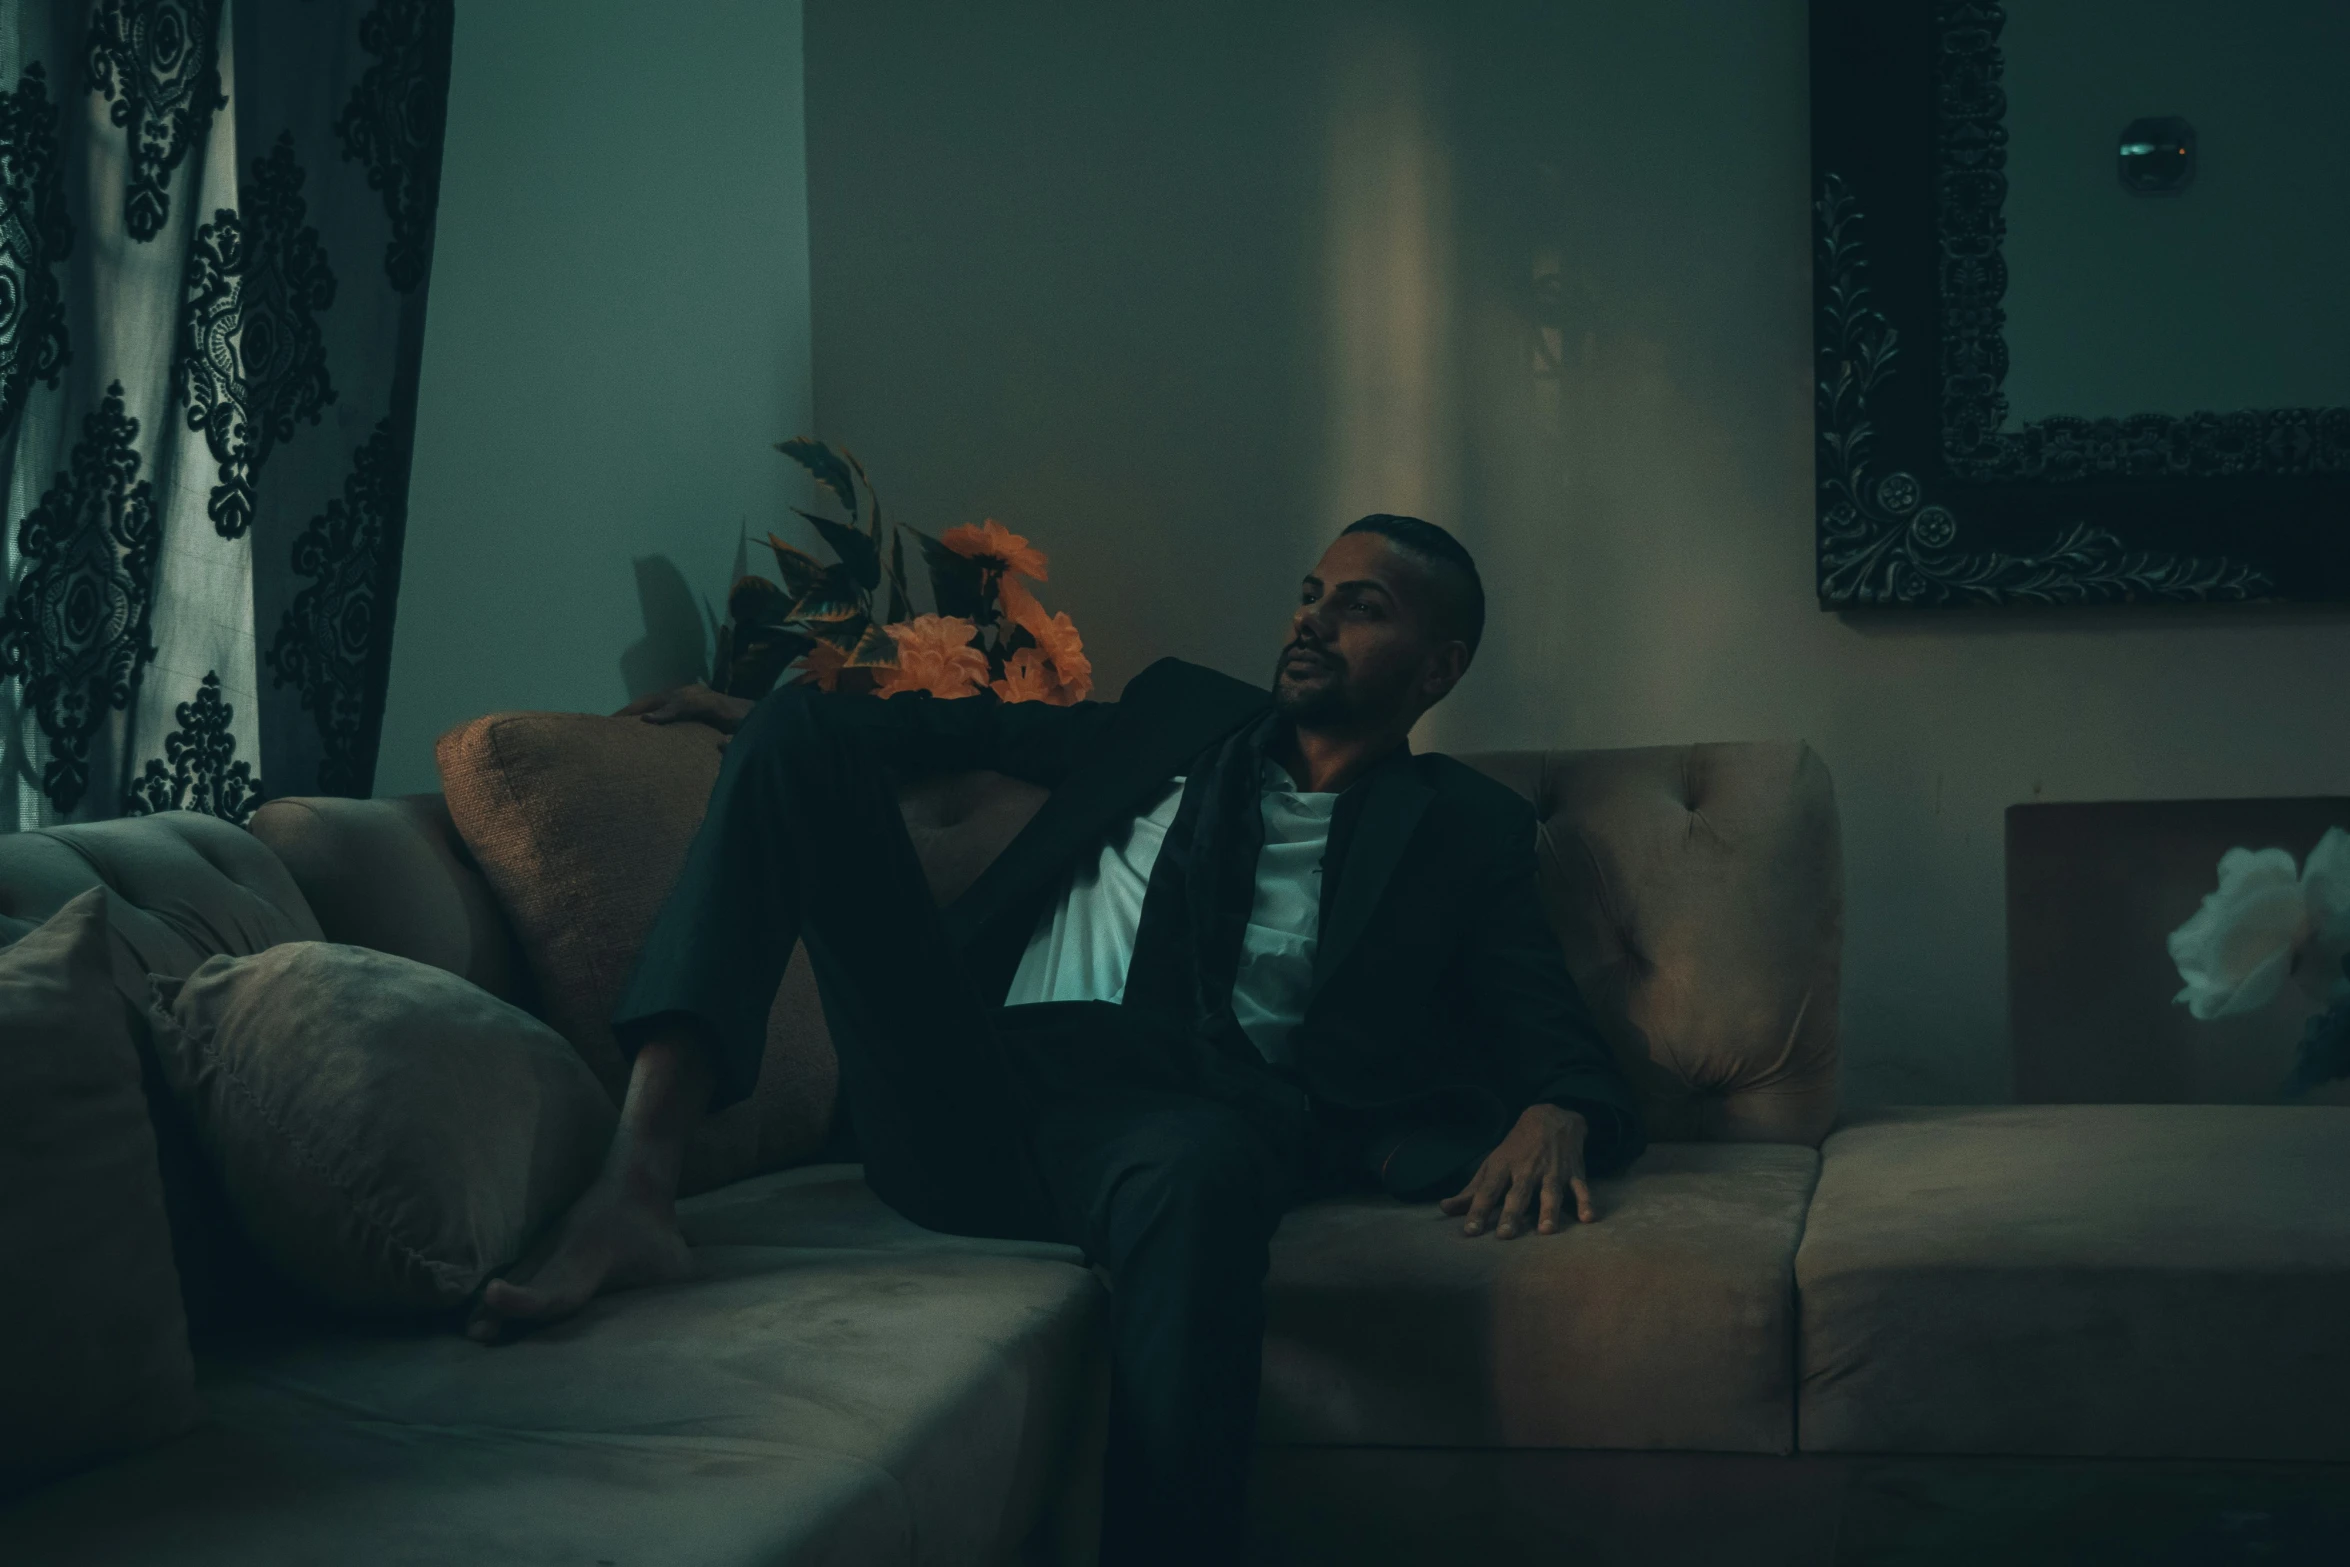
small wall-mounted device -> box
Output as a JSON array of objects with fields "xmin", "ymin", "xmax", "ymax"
[{"xmin": 2117, "ymin": 116, "xmax": 2196, "ymax": 195}]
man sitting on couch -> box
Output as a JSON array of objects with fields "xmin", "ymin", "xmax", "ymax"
[{"xmin": 468, "ymin": 514, "xmax": 1644, "ymax": 1564}]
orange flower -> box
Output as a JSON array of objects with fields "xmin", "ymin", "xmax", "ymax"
[
  {"xmin": 792, "ymin": 640, "xmax": 849, "ymax": 692},
  {"xmin": 1026, "ymin": 608, "xmax": 1092, "ymax": 703},
  {"xmin": 942, "ymin": 518, "xmax": 1049, "ymax": 581},
  {"xmin": 996, "ymin": 572, "xmax": 1051, "ymax": 640},
  {"xmin": 991, "ymin": 574, "xmax": 1091, "ymax": 702},
  {"xmin": 991, "ymin": 646, "xmax": 1068, "ymax": 705},
  {"xmin": 874, "ymin": 615, "xmax": 989, "ymax": 700}
]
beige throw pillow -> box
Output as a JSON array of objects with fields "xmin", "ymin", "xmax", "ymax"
[
  {"xmin": 0, "ymin": 890, "xmax": 197, "ymax": 1493},
  {"xmin": 148, "ymin": 943, "xmax": 617, "ymax": 1313}
]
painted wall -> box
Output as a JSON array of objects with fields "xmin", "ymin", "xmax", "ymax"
[
  {"xmin": 375, "ymin": 0, "xmax": 814, "ymax": 795},
  {"xmin": 804, "ymin": 0, "xmax": 2350, "ymax": 1104}
]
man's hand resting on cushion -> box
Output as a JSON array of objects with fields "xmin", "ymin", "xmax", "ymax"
[
  {"xmin": 1440, "ymin": 1103, "xmax": 1597, "ymax": 1238},
  {"xmin": 616, "ymin": 683, "xmax": 754, "ymax": 733}
]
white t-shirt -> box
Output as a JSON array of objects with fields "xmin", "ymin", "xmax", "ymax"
[{"xmin": 1002, "ymin": 763, "xmax": 1339, "ymax": 1064}]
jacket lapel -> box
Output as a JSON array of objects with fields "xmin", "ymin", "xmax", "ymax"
[{"xmin": 1309, "ymin": 761, "xmax": 1433, "ymax": 1002}]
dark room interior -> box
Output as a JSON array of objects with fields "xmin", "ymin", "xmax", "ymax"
[{"xmin": 3, "ymin": 2, "xmax": 2348, "ymax": 1562}]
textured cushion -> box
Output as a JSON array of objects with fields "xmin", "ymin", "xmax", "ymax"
[
  {"xmin": 1260, "ymin": 1142, "xmax": 1819, "ymax": 1453},
  {"xmin": 436, "ymin": 713, "xmax": 838, "ymax": 1194},
  {"xmin": 1466, "ymin": 743, "xmax": 1841, "ymax": 1146},
  {"xmin": 0, "ymin": 1166, "xmax": 1106, "ymax": 1567},
  {"xmin": 1798, "ymin": 1104, "xmax": 2350, "ymax": 1460},
  {"xmin": 250, "ymin": 794, "xmax": 536, "ymax": 1010},
  {"xmin": 148, "ymin": 943, "xmax": 616, "ymax": 1313},
  {"xmin": 0, "ymin": 892, "xmax": 196, "ymax": 1491}
]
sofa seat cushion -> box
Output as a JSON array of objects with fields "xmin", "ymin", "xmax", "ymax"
[
  {"xmin": 1260, "ymin": 1142, "xmax": 1820, "ymax": 1453},
  {"xmin": 0, "ymin": 1363, "xmax": 916, "ymax": 1567},
  {"xmin": 677, "ymin": 1163, "xmax": 1088, "ymax": 1261},
  {"xmin": 1797, "ymin": 1105, "xmax": 2350, "ymax": 1460},
  {"xmin": 0, "ymin": 1168, "xmax": 1104, "ymax": 1566}
]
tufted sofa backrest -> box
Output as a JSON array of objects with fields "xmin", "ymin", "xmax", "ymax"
[
  {"xmin": 1464, "ymin": 743, "xmax": 1842, "ymax": 1147},
  {"xmin": 1, "ymin": 735, "xmax": 1839, "ymax": 1155},
  {"xmin": 248, "ymin": 793, "xmax": 537, "ymax": 1011},
  {"xmin": 0, "ymin": 811, "xmax": 321, "ymax": 985}
]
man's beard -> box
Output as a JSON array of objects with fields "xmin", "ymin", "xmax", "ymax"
[{"xmin": 1272, "ymin": 645, "xmax": 1351, "ymax": 726}]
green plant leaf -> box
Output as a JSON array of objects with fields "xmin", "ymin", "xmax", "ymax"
[
  {"xmin": 716, "ymin": 576, "xmax": 812, "ymax": 699},
  {"xmin": 715, "ymin": 594, "xmax": 814, "ymax": 699},
  {"xmin": 728, "ymin": 573, "xmax": 794, "ymax": 627},
  {"xmin": 907, "ymin": 524, "xmax": 987, "ymax": 621},
  {"xmin": 775, "ymin": 436, "xmax": 859, "ymax": 521},
  {"xmin": 788, "ymin": 562, "xmax": 866, "ymax": 623},
  {"xmin": 844, "ymin": 620, "xmax": 899, "ymax": 669},
  {"xmin": 728, "ymin": 628, "xmax": 814, "ymax": 701},
  {"xmin": 765, "ymin": 536, "xmax": 829, "ymax": 599},
  {"xmin": 885, "ymin": 532, "xmax": 911, "ymax": 624},
  {"xmin": 709, "ymin": 620, "xmax": 736, "ymax": 696},
  {"xmin": 701, "ymin": 591, "xmax": 725, "ymax": 687},
  {"xmin": 841, "ymin": 446, "xmax": 884, "ymax": 543},
  {"xmin": 803, "ymin": 611, "xmax": 873, "ymax": 654},
  {"xmin": 796, "ymin": 508, "xmax": 882, "ymax": 592}
]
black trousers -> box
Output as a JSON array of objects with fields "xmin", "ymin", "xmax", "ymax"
[{"xmin": 613, "ymin": 686, "xmax": 1313, "ymax": 1565}]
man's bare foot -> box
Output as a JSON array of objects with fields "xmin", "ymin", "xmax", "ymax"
[
  {"xmin": 469, "ymin": 1024, "xmax": 716, "ymax": 1343},
  {"xmin": 466, "ymin": 1154, "xmax": 696, "ymax": 1343}
]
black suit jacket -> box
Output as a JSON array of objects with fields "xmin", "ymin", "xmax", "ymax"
[{"xmin": 814, "ymin": 657, "xmax": 1644, "ymax": 1178}]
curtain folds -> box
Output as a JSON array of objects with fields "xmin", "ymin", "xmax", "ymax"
[{"xmin": 0, "ymin": 0, "xmax": 451, "ymax": 828}]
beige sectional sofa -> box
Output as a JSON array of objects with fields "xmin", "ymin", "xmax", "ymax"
[{"xmin": 4, "ymin": 731, "xmax": 2345, "ymax": 1565}]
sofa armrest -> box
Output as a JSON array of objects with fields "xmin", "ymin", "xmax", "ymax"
[{"xmin": 249, "ymin": 794, "xmax": 538, "ymax": 1011}]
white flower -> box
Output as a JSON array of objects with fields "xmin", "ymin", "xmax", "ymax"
[{"xmin": 2169, "ymin": 828, "xmax": 2350, "ymax": 1020}]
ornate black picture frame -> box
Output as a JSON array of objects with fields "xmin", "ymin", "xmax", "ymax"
[{"xmin": 1810, "ymin": 0, "xmax": 2350, "ymax": 608}]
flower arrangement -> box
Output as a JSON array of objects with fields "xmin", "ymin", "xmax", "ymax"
[
  {"xmin": 710, "ymin": 438, "xmax": 1091, "ymax": 706},
  {"xmin": 2167, "ymin": 827, "xmax": 2350, "ymax": 1093}
]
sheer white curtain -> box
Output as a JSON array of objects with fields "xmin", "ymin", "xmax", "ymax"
[{"xmin": 0, "ymin": 0, "xmax": 449, "ymax": 828}]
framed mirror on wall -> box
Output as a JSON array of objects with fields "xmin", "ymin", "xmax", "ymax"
[{"xmin": 1810, "ymin": 0, "xmax": 2350, "ymax": 608}]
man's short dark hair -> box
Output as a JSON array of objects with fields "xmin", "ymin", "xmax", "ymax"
[{"xmin": 1341, "ymin": 514, "xmax": 1486, "ymax": 656}]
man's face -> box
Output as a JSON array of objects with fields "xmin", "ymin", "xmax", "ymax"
[{"xmin": 1272, "ymin": 532, "xmax": 1464, "ymax": 730}]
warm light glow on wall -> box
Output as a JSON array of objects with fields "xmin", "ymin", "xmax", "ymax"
[{"xmin": 1320, "ymin": 17, "xmax": 1458, "ymax": 541}]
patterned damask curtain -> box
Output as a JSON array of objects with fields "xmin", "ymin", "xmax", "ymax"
[{"xmin": 0, "ymin": 0, "xmax": 450, "ymax": 828}]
